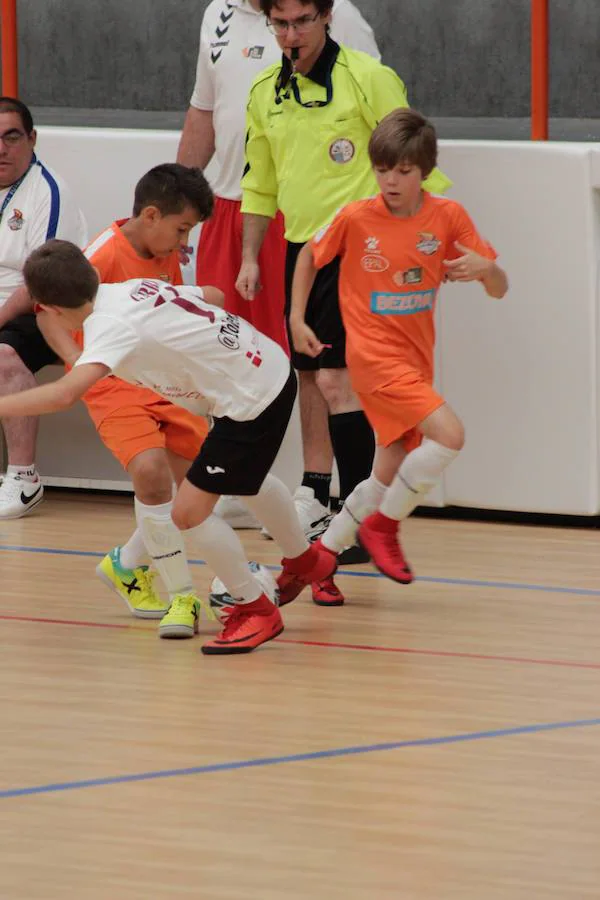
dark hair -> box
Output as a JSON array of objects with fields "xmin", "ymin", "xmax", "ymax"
[
  {"xmin": 369, "ymin": 109, "xmax": 437, "ymax": 179},
  {"xmin": 260, "ymin": 0, "xmax": 333, "ymax": 16},
  {"xmin": 0, "ymin": 96, "xmax": 34, "ymax": 134},
  {"xmin": 132, "ymin": 163, "xmax": 214, "ymax": 220},
  {"xmin": 24, "ymin": 240, "xmax": 98, "ymax": 309}
]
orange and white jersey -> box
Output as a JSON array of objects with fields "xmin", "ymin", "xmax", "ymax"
[
  {"xmin": 311, "ymin": 193, "xmax": 497, "ymax": 393},
  {"xmin": 0, "ymin": 155, "xmax": 87, "ymax": 304},
  {"xmin": 76, "ymin": 279, "xmax": 289, "ymax": 421},
  {"xmin": 191, "ymin": 0, "xmax": 380, "ymax": 201}
]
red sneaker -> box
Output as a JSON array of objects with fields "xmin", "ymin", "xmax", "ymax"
[
  {"xmin": 277, "ymin": 543, "xmax": 337, "ymax": 607},
  {"xmin": 201, "ymin": 594, "xmax": 284, "ymax": 655},
  {"xmin": 312, "ymin": 575, "xmax": 345, "ymax": 607},
  {"xmin": 358, "ymin": 512, "xmax": 414, "ymax": 584}
]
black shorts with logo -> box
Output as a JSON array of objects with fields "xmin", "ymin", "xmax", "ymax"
[
  {"xmin": 0, "ymin": 313, "xmax": 59, "ymax": 373},
  {"xmin": 186, "ymin": 367, "xmax": 297, "ymax": 496},
  {"xmin": 285, "ymin": 241, "xmax": 346, "ymax": 371}
]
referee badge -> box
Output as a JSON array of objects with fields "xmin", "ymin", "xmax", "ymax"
[{"xmin": 329, "ymin": 139, "xmax": 355, "ymax": 164}]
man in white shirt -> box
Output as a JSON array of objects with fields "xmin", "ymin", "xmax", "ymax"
[
  {"xmin": 0, "ymin": 97, "xmax": 87, "ymax": 518},
  {"xmin": 177, "ymin": 0, "xmax": 380, "ymax": 543},
  {"xmin": 0, "ymin": 238, "xmax": 337, "ymax": 655}
]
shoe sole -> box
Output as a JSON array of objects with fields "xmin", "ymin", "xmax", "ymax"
[
  {"xmin": 356, "ymin": 536, "xmax": 414, "ymax": 585},
  {"xmin": 312, "ymin": 596, "xmax": 344, "ymax": 607},
  {"xmin": 0, "ymin": 493, "xmax": 44, "ymax": 519},
  {"xmin": 159, "ymin": 624, "xmax": 198, "ymax": 639},
  {"xmin": 95, "ymin": 564, "xmax": 170, "ymax": 620},
  {"xmin": 201, "ymin": 623, "xmax": 284, "ymax": 655}
]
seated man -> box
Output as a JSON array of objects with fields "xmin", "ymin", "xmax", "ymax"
[
  {"xmin": 0, "ymin": 236, "xmax": 336, "ymax": 655},
  {"xmin": 0, "ymin": 97, "xmax": 87, "ymax": 518}
]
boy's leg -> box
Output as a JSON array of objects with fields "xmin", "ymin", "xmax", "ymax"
[
  {"xmin": 94, "ymin": 403, "xmax": 207, "ymax": 627},
  {"xmin": 359, "ymin": 404, "xmax": 464, "ymax": 582}
]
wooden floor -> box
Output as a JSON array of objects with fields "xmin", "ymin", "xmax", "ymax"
[{"xmin": 1, "ymin": 492, "xmax": 599, "ymax": 899}]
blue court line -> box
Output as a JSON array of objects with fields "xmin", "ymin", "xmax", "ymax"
[
  {"xmin": 1, "ymin": 716, "xmax": 599, "ymax": 800},
  {"xmin": 1, "ymin": 542, "xmax": 600, "ymax": 599}
]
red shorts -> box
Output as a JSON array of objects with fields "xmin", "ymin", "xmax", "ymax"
[
  {"xmin": 357, "ymin": 371, "xmax": 445, "ymax": 451},
  {"xmin": 196, "ymin": 196, "xmax": 289, "ymax": 353},
  {"xmin": 97, "ymin": 399, "xmax": 209, "ymax": 470}
]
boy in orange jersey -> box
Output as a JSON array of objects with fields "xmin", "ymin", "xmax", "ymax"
[
  {"xmin": 39, "ymin": 164, "xmax": 213, "ymax": 636},
  {"xmin": 289, "ymin": 109, "xmax": 508, "ymax": 583}
]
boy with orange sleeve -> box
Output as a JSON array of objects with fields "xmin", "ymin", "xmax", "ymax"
[
  {"xmin": 289, "ymin": 109, "xmax": 508, "ymax": 582},
  {"xmin": 39, "ymin": 164, "xmax": 212, "ymax": 636}
]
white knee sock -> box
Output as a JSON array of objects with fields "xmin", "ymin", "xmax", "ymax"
[
  {"xmin": 243, "ymin": 474, "xmax": 309, "ymax": 559},
  {"xmin": 380, "ymin": 440, "xmax": 459, "ymax": 521},
  {"xmin": 119, "ymin": 527, "xmax": 148, "ymax": 570},
  {"xmin": 321, "ymin": 474, "xmax": 387, "ymax": 553},
  {"xmin": 185, "ymin": 514, "xmax": 263, "ymax": 603},
  {"xmin": 134, "ymin": 498, "xmax": 193, "ymax": 598}
]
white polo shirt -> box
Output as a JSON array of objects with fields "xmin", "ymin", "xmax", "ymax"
[
  {"xmin": 76, "ymin": 279, "xmax": 290, "ymax": 421},
  {"xmin": 190, "ymin": 0, "xmax": 380, "ymax": 201},
  {"xmin": 0, "ymin": 155, "xmax": 87, "ymax": 306}
]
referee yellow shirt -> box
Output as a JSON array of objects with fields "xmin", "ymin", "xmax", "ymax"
[{"xmin": 241, "ymin": 38, "xmax": 451, "ymax": 244}]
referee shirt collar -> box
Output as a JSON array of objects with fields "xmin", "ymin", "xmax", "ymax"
[{"xmin": 280, "ymin": 34, "xmax": 341, "ymax": 88}]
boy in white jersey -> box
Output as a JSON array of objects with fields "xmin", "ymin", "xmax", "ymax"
[{"xmin": 0, "ymin": 239, "xmax": 336, "ymax": 655}]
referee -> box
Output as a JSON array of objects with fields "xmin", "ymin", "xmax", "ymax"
[{"xmin": 237, "ymin": 0, "xmax": 450, "ymax": 565}]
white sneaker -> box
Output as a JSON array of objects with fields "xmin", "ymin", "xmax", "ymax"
[
  {"xmin": 214, "ymin": 495, "xmax": 260, "ymax": 529},
  {"xmin": 0, "ymin": 472, "xmax": 44, "ymax": 519},
  {"xmin": 262, "ymin": 485, "xmax": 333, "ymax": 542}
]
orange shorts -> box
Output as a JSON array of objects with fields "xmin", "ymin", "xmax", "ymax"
[
  {"xmin": 96, "ymin": 399, "xmax": 209, "ymax": 470},
  {"xmin": 357, "ymin": 371, "xmax": 444, "ymax": 451}
]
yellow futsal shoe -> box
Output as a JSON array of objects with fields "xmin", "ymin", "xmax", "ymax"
[
  {"xmin": 96, "ymin": 546, "xmax": 170, "ymax": 619},
  {"xmin": 159, "ymin": 593, "xmax": 206, "ymax": 639}
]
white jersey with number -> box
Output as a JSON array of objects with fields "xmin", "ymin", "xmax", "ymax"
[
  {"xmin": 0, "ymin": 154, "xmax": 87, "ymax": 305},
  {"xmin": 75, "ymin": 279, "xmax": 289, "ymax": 421},
  {"xmin": 191, "ymin": 0, "xmax": 381, "ymax": 201}
]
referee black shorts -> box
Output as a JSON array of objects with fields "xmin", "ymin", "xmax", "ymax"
[
  {"xmin": 186, "ymin": 367, "xmax": 297, "ymax": 497},
  {"xmin": 284, "ymin": 241, "xmax": 346, "ymax": 372},
  {"xmin": 0, "ymin": 313, "xmax": 59, "ymax": 373}
]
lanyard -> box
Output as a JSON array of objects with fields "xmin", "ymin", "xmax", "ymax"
[{"xmin": 0, "ymin": 153, "xmax": 36, "ymax": 224}]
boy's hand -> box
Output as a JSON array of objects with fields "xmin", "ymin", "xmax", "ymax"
[
  {"xmin": 236, "ymin": 261, "xmax": 262, "ymax": 301},
  {"xmin": 443, "ymin": 242, "xmax": 493, "ymax": 282},
  {"xmin": 290, "ymin": 318, "xmax": 324, "ymax": 358}
]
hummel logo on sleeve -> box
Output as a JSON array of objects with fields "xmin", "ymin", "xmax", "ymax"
[{"xmin": 206, "ymin": 466, "xmax": 226, "ymax": 475}]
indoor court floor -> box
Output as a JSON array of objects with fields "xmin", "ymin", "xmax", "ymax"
[{"xmin": 1, "ymin": 491, "xmax": 599, "ymax": 899}]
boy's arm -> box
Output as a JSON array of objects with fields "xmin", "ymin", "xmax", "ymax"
[
  {"xmin": 289, "ymin": 244, "xmax": 323, "ymax": 357},
  {"xmin": 0, "ymin": 363, "xmax": 109, "ymax": 418},
  {"xmin": 199, "ymin": 285, "xmax": 225, "ymax": 308},
  {"xmin": 36, "ymin": 311, "xmax": 82, "ymax": 367},
  {"xmin": 443, "ymin": 242, "xmax": 507, "ymax": 298}
]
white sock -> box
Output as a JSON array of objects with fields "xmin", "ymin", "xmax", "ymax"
[
  {"xmin": 7, "ymin": 464, "xmax": 38, "ymax": 482},
  {"xmin": 134, "ymin": 498, "xmax": 194, "ymax": 598},
  {"xmin": 380, "ymin": 439, "xmax": 459, "ymax": 521},
  {"xmin": 322, "ymin": 474, "xmax": 387, "ymax": 553},
  {"xmin": 243, "ymin": 474, "xmax": 308, "ymax": 559},
  {"xmin": 185, "ymin": 514, "xmax": 263, "ymax": 603},
  {"xmin": 119, "ymin": 527, "xmax": 149, "ymax": 570}
]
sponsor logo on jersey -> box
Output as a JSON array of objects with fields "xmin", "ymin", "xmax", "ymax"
[
  {"xmin": 218, "ymin": 312, "xmax": 241, "ymax": 350},
  {"xmin": 243, "ymin": 45, "xmax": 265, "ymax": 59},
  {"xmin": 7, "ymin": 209, "xmax": 24, "ymax": 231},
  {"xmin": 246, "ymin": 349, "xmax": 263, "ymax": 368},
  {"xmin": 371, "ymin": 289, "xmax": 436, "ymax": 315},
  {"xmin": 394, "ymin": 267, "xmax": 423, "ymax": 286},
  {"xmin": 361, "ymin": 255, "xmax": 390, "ymax": 273},
  {"xmin": 329, "ymin": 139, "xmax": 355, "ymax": 164},
  {"xmin": 416, "ymin": 232, "xmax": 441, "ymax": 256}
]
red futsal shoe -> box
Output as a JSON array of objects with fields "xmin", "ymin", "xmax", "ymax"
[
  {"xmin": 357, "ymin": 512, "xmax": 414, "ymax": 584},
  {"xmin": 277, "ymin": 543, "xmax": 337, "ymax": 607},
  {"xmin": 201, "ymin": 594, "xmax": 283, "ymax": 655}
]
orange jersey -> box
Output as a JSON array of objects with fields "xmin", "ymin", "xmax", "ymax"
[
  {"xmin": 311, "ymin": 193, "xmax": 496, "ymax": 392},
  {"xmin": 76, "ymin": 220, "xmax": 184, "ymax": 427}
]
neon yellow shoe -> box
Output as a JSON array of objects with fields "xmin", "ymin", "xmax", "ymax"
[
  {"xmin": 96, "ymin": 546, "xmax": 170, "ymax": 619},
  {"xmin": 158, "ymin": 593, "xmax": 204, "ymax": 639}
]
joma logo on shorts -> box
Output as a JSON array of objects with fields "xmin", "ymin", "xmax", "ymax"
[{"xmin": 371, "ymin": 290, "xmax": 436, "ymax": 315}]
